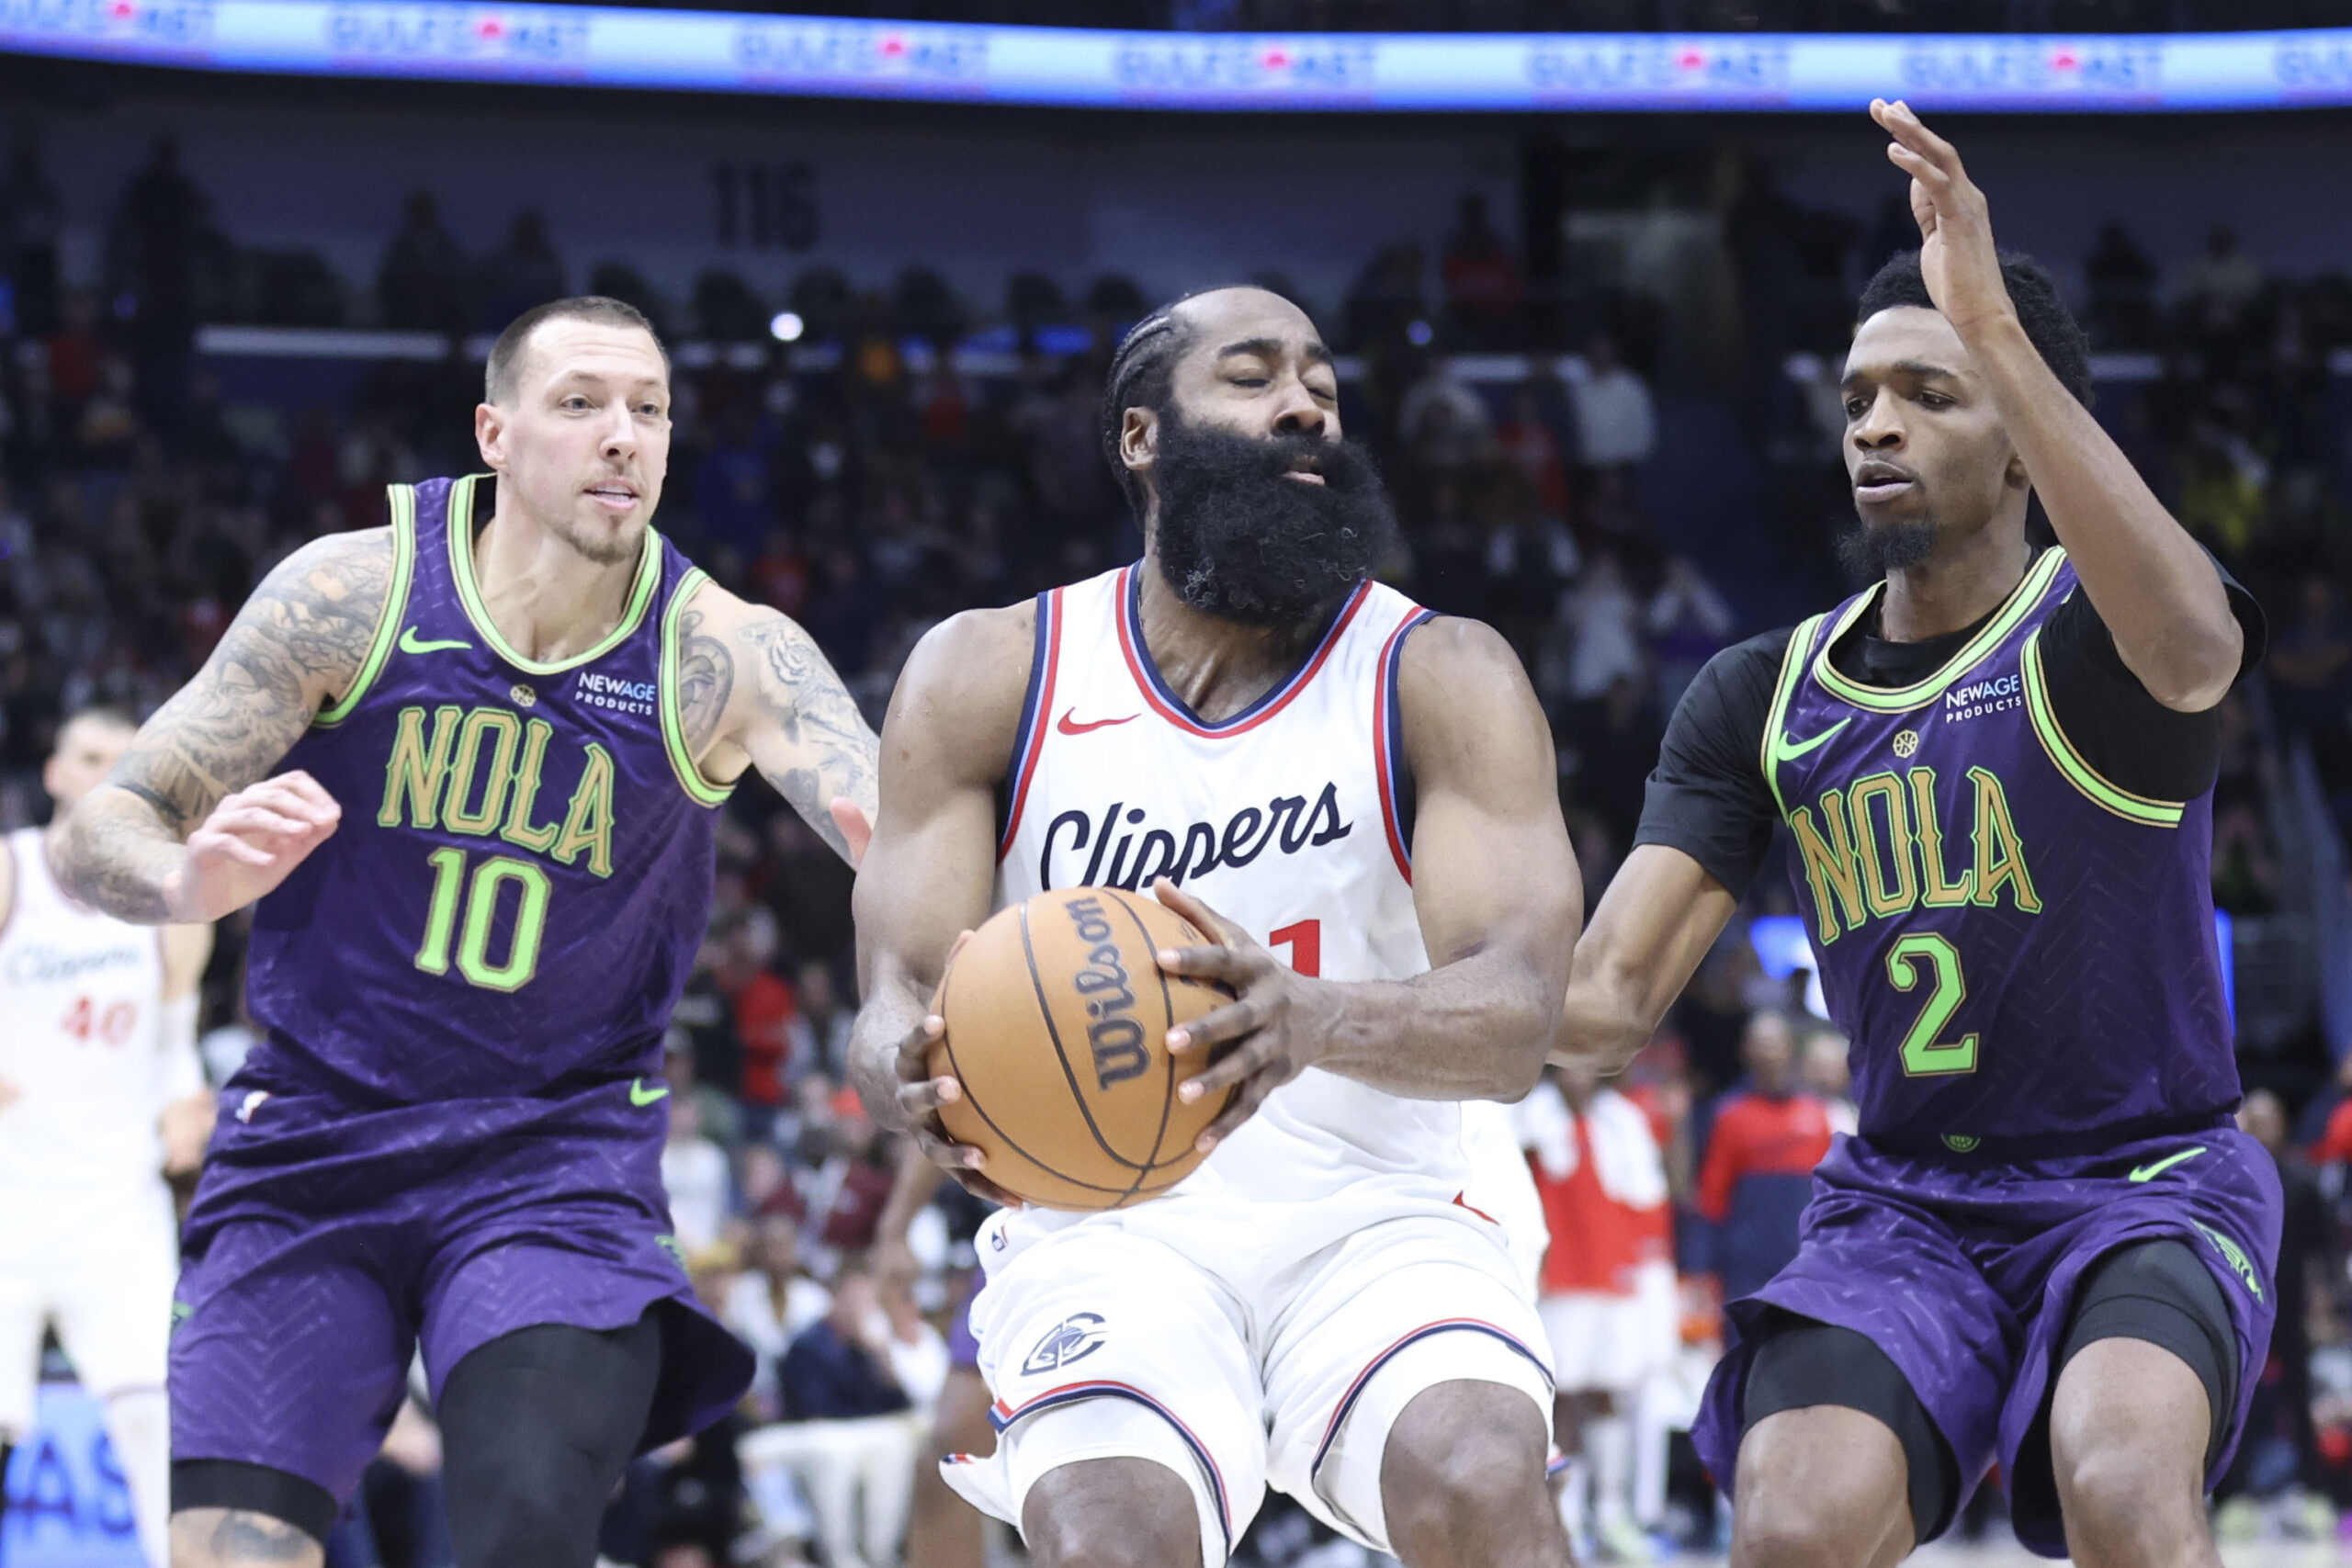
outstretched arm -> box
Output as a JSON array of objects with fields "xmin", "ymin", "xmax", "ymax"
[
  {"xmin": 1156, "ymin": 617, "xmax": 1579, "ymax": 1144},
  {"xmin": 1555, "ymin": 844, "xmax": 1740, "ymax": 1075},
  {"xmin": 1872, "ymin": 98, "xmax": 2243, "ymax": 711},
  {"xmin": 55, "ymin": 530, "xmax": 389, "ymax": 922},
  {"xmin": 673, "ymin": 581, "xmax": 879, "ymax": 864}
]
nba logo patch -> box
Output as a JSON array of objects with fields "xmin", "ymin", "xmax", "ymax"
[{"xmin": 1023, "ymin": 1313, "xmax": 1106, "ymax": 1376}]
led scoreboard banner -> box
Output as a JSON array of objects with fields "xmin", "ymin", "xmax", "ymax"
[{"xmin": 4, "ymin": 2, "xmax": 2352, "ymax": 110}]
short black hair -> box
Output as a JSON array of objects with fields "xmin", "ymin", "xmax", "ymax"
[
  {"xmin": 1856, "ymin": 250, "xmax": 2092, "ymax": 407},
  {"xmin": 484, "ymin": 295, "xmax": 667, "ymax": 405},
  {"xmin": 1101, "ymin": 300, "xmax": 1200, "ymax": 520}
]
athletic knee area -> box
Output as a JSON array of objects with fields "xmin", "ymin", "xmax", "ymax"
[
  {"xmin": 1022, "ymin": 1459, "xmax": 1201, "ymax": 1568},
  {"xmin": 1731, "ymin": 1407, "xmax": 1917, "ymax": 1568},
  {"xmin": 1730, "ymin": 1499, "xmax": 1884, "ymax": 1568},
  {"xmin": 168, "ymin": 1506, "xmax": 327, "ymax": 1568},
  {"xmin": 2058, "ymin": 1239, "xmax": 2237, "ymax": 1470},
  {"xmin": 1744, "ymin": 1314, "xmax": 1954, "ymax": 1543},
  {"xmin": 1379, "ymin": 1383, "xmax": 1551, "ymax": 1537},
  {"xmin": 2055, "ymin": 1437, "xmax": 2197, "ymax": 1517},
  {"xmin": 440, "ymin": 1425, "xmax": 628, "ymax": 1568},
  {"xmin": 437, "ymin": 1318, "xmax": 665, "ymax": 1568}
]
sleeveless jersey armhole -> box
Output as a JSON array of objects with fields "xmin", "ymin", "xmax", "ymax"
[
  {"xmin": 314, "ymin": 483, "xmax": 419, "ymax": 728},
  {"xmin": 2020, "ymin": 626, "xmax": 2187, "ymax": 828},
  {"xmin": 997, "ymin": 589, "xmax": 1060, "ymax": 862},
  {"xmin": 659, "ymin": 570, "xmax": 737, "ymax": 808},
  {"xmin": 1373, "ymin": 607, "xmax": 1438, "ymax": 883}
]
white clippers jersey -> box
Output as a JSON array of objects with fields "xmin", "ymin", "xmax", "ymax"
[
  {"xmin": 994, "ymin": 565, "xmax": 1471, "ymax": 1259},
  {"xmin": 0, "ymin": 829, "xmax": 173, "ymax": 1196}
]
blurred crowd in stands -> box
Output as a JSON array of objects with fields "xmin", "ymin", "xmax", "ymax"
[{"xmin": 6, "ymin": 126, "xmax": 2352, "ymax": 1566}]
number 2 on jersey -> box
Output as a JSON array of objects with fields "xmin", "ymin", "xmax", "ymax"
[
  {"xmin": 415, "ymin": 848, "xmax": 551, "ymax": 992},
  {"xmin": 1887, "ymin": 931, "xmax": 1978, "ymax": 1077}
]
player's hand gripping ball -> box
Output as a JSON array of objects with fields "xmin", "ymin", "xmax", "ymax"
[{"xmin": 928, "ymin": 886, "xmax": 1236, "ymax": 1211}]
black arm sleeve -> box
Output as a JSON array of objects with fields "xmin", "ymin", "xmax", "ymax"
[
  {"xmin": 1630, "ymin": 628, "xmax": 1792, "ymax": 899},
  {"xmin": 2035, "ymin": 559, "xmax": 2267, "ymax": 803}
]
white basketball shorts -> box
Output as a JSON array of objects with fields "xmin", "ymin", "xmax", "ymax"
[
  {"xmin": 1537, "ymin": 1260, "xmax": 1679, "ymax": 1397},
  {"xmin": 943, "ymin": 1205, "xmax": 1554, "ymax": 1563},
  {"xmin": 0, "ymin": 1180, "xmax": 178, "ymax": 1440}
]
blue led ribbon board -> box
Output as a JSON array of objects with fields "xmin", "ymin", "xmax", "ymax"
[{"xmin": 4, "ymin": 6, "xmax": 2352, "ymax": 111}]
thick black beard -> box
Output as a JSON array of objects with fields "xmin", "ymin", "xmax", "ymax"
[
  {"xmin": 1836, "ymin": 515, "xmax": 1939, "ymax": 581},
  {"xmin": 1148, "ymin": 410, "xmax": 1397, "ymax": 628}
]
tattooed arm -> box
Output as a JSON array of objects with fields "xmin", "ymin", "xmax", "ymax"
[
  {"xmin": 54, "ymin": 529, "xmax": 392, "ymax": 923},
  {"xmin": 672, "ymin": 578, "xmax": 879, "ymax": 864}
]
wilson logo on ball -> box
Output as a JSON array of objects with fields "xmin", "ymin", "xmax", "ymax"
[
  {"xmin": 933, "ymin": 886, "xmax": 1235, "ymax": 1211},
  {"xmin": 1064, "ymin": 895, "xmax": 1150, "ymax": 1090}
]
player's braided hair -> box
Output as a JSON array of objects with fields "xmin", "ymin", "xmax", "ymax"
[
  {"xmin": 1100, "ymin": 300, "xmax": 1201, "ymax": 521},
  {"xmin": 485, "ymin": 295, "xmax": 669, "ymax": 405},
  {"xmin": 1857, "ymin": 250, "xmax": 2093, "ymax": 407}
]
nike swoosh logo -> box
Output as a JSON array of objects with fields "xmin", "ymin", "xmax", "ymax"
[
  {"xmin": 629, "ymin": 1078, "xmax": 672, "ymax": 1107},
  {"xmin": 2129, "ymin": 1145, "xmax": 2207, "ymax": 1183},
  {"xmin": 1056, "ymin": 707, "xmax": 1140, "ymax": 737},
  {"xmin": 1780, "ymin": 717, "xmax": 1851, "ymax": 759},
  {"xmin": 399, "ymin": 626, "xmax": 472, "ymax": 655}
]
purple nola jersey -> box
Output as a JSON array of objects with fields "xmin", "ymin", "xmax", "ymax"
[
  {"xmin": 1763, "ymin": 548, "xmax": 2241, "ymax": 1158},
  {"xmin": 243, "ymin": 475, "xmax": 731, "ymax": 1103}
]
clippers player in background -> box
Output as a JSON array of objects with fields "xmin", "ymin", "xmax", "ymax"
[
  {"xmin": 1555, "ymin": 104, "xmax": 2278, "ymax": 1567},
  {"xmin": 53, "ymin": 297, "xmax": 879, "ymax": 1568},
  {"xmin": 0, "ymin": 708, "xmax": 214, "ymax": 1568},
  {"xmin": 851, "ymin": 286, "xmax": 1580, "ymax": 1568}
]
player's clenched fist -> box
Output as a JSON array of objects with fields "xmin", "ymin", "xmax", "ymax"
[
  {"xmin": 1150, "ymin": 877, "xmax": 1344, "ymax": 1155},
  {"xmin": 168, "ymin": 770, "xmax": 342, "ymax": 923}
]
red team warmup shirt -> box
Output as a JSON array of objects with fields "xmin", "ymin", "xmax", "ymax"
[
  {"xmin": 1694, "ymin": 1090, "xmax": 1836, "ymax": 1226},
  {"xmin": 1527, "ymin": 1089, "xmax": 1672, "ymax": 1299}
]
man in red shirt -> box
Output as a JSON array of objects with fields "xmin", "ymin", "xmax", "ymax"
[
  {"xmin": 1695, "ymin": 1012, "xmax": 1837, "ymax": 1303},
  {"xmin": 1524, "ymin": 1062, "xmax": 1675, "ymax": 1562},
  {"xmin": 719, "ymin": 925, "xmax": 798, "ymax": 1141}
]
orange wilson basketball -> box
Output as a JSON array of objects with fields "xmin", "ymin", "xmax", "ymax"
[{"xmin": 929, "ymin": 886, "xmax": 1236, "ymax": 1212}]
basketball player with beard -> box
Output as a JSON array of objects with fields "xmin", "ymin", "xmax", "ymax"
[
  {"xmin": 1555, "ymin": 106, "xmax": 2275, "ymax": 1566},
  {"xmin": 849, "ymin": 286, "xmax": 1581, "ymax": 1568}
]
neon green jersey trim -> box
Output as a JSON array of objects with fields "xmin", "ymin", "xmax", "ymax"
[
  {"xmin": 1760, "ymin": 612, "xmax": 1832, "ymax": 818},
  {"xmin": 660, "ymin": 569, "xmax": 736, "ymax": 808},
  {"xmin": 1811, "ymin": 547, "xmax": 2069, "ymax": 714},
  {"xmin": 446, "ymin": 472, "xmax": 662, "ymax": 676},
  {"xmin": 314, "ymin": 484, "xmax": 418, "ymax": 728},
  {"xmin": 2020, "ymin": 626, "xmax": 2186, "ymax": 828}
]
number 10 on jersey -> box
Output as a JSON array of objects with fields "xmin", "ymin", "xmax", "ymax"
[{"xmin": 415, "ymin": 848, "xmax": 551, "ymax": 992}]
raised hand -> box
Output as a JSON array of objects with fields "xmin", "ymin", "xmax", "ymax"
[
  {"xmin": 1150, "ymin": 878, "xmax": 1343, "ymax": 1154},
  {"xmin": 1871, "ymin": 97, "xmax": 2013, "ymax": 334},
  {"xmin": 167, "ymin": 770, "xmax": 342, "ymax": 923}
]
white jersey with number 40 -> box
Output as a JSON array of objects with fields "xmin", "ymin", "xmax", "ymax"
[
  {"xmin": 994, "ymin": 565, "xmax": 1490, "ymax": 1258},
  {"xmin": 0, "ymin": 828, "xmax": 175, "ymax": 1198}
]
